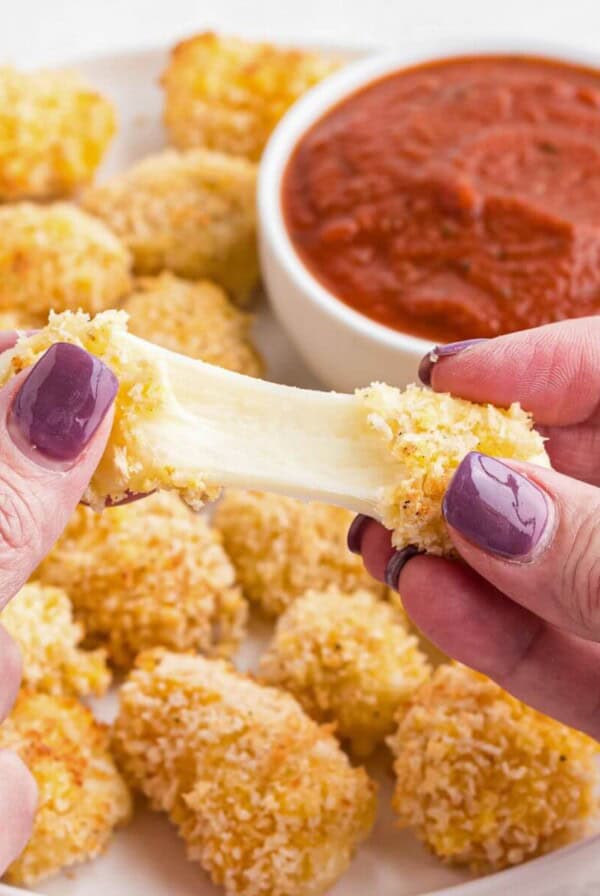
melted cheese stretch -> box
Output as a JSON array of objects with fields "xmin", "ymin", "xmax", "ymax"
[{"xmin": 0, "ymin": 311, "xmax": 548, "ymax": 555}]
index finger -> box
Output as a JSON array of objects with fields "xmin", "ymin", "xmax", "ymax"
[{"xmin": 421, "ymin": 317, "xmax": 600, "ymax": 426}]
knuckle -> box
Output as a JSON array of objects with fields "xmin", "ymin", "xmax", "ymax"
[
  {"xmin": 560, "ymin": 506, "xmax": 600, "ymax": 634},
  {"xmin": 0, "ymin": 475, "xmax": 42, "ymax": 561}
]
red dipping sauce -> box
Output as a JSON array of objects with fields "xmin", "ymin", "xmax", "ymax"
[{"xmin": 282, "ymin": 55, "xmax": 600, "ymax": 342}]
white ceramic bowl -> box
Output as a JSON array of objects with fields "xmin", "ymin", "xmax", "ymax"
[{"xmin": 258, "ymin": 42, "xmax": 600, "ymax": 391}]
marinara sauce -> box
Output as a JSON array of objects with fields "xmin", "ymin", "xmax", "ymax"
[{"xmin": 282, "ymin": 55, "xmax": 600, "ymax": 342}]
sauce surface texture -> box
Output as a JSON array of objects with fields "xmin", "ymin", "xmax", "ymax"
[{"xmin": 282, "ymin": 55, "xmax": 600, "ymax": 342}]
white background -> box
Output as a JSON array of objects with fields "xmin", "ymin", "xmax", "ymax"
[{"xmin": 1, "ymin": 0, "xmax": 600, "ymax": 66}]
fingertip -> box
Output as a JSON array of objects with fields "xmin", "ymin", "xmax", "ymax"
[
  {"xmin": 358, "ymin": 519, "xmax": 395, "ymax": 582},
  {"xmin": 0, "ymin": 626, "xmax": 21, "ymax": 721},
  {"xmin": 0, "ymin": 750, "xmax": 37, "ymax": 872}
]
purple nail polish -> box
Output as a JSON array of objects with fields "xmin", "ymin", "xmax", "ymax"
[
  {"xmin": 443, "ymin": 452, "xmax": 550, "ymax": 560},
  {"xmin": 347, "ymin": 514, "xmax": 373, "ymax": 554},
  {"xmin": 384, "ymin": 545, "xmax": 422, "ymax": 590},
  {"xmin": 8, "ymin": 343, "xmax": 118, "ymax": 465},
  {"xmin": 418, "ymin": 338, "xmax": 488, "ymax": 386}
]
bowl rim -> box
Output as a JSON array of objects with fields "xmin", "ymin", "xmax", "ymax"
[{"xmin": 258, "ymin": 38, "xmax": 600, "ymax": 359}]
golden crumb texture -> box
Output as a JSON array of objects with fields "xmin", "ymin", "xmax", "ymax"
[
  {"xmin": 124, "ymin": 273, "xmax": 263, "ymax": 376},
  {"xmin": 162, "ymin": 32, "xmax": 340, "ymax": 161},
  {"xmin": 2, "ymin": 582, "xmax": 110, "ymax": 697},
  {"xmin": 38, "ymin": 492, "xmax": 247, "ymax": 668},
  {"xmin": 0, "ymin": 202, "xmax": 131, "ymax": 320},
  {"xmin": 259, "ymin": 587, "xmax": 430, "ymax": 756},
  {"xmin": 1, "ymin": 692, "xmax": 131, "ymax": 885},
  {"xmin": 388, "ymin": 663, "xmax": 599, "ymax": 872},
  {"xmin": 0, "ymin": 66, "xmax": 115, "ymax": 200},
  {"xmin": 357, "ymin": 383, "xmax": 549, "ymax": 554},
  {"xmin": 82, "ymin": 148, "xmax": 258, "ymax": 303},
  {"xmin": 113, "ymin": 650, "xmax": 376, "ymax": 896},
  {"xmin": 0, "ymin": 310, "xmax": 218, "ymax": 509},
  {"xmin": 215, "ymin": 490, "xmax": 387, "ymax": 616}
]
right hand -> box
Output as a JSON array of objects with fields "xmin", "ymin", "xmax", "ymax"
[{"xmin": 0, "ymin": 335, "xmax": 117, "ymax": 872}]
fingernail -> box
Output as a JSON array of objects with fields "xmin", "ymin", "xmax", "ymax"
[
  {"xmin": 384, "ymin": 545, "xmax": 422, "ymax": 590},
  {"xmin": 443, "ymin": 452, "xmax": 550, "ymax": 560},
  {"xmin": 418, "ymin": 338, "xmax": 488, "ymax": 386},
  {"xmin": 347, "ymin": 514, "xmax": 373, "ymax": 554},
  {"xmin": 8, "ymin": 342, "xmax": 118, "ymax": 466}
]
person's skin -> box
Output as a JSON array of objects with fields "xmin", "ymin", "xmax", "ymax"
[
  {"xmin": 349, "ymin": 316, "xmax": 600, "ymax": 741},
  {"xmin": 0, "ymin": 334, "xmax": 118, "ymax": 874}
]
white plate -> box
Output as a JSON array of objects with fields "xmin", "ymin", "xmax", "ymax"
[{"xmin": 2, "ymin": 42, "xmax": 600, "ymax": 896}]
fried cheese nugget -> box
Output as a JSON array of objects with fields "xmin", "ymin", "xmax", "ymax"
[
  {"xmin": 0, "ymin": 66, "xmax": 115, "ymax": 200},
  {"xmin": 82, "ymin": 148, "xmax": 258, "ymax": 304},
  {"xmin": 1, "ymin": 583, "xmax": 110, "ymax": 697},
  {"xmin": 1, "ymin": 692, "xmax": 131, "ymax": 885},
  {"xmin": 113, "ymin": 650, "xmax": 376, "ymax": 896},
  {"xmin": 162, "ymin": 32, "xmax": 340, "ymax": 160},
  {"xmin": 388, "ymin": 663, "xmax": 600, "ymax": 871}
]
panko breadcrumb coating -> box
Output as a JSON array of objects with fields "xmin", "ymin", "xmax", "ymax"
[
  {"xmin": 162, "ymin": 33, "xmax": 340, "ymax": 161},
  {"xmin": 388, "ymin": 663, "xmax": 600, "ymax": 871},
  {"xmin": 1, "ymin": 583, "xmax": 110, "ymax": 697},
  {"xmin": 113, "ymin": 650, "xmax": 376, "ymax": 896},
  {"xmin": 0, "ymin": 66, "xmax": 115, "ymax": 200},
  {"xmin": 38, "ymin": 492, "xmax": 247, "ymax": 668},
  {"xmin": 215, "ymin": 491, "xmax": 387, "ymax": 616},
  {"xmin": 124, "ymin": 273, "xmax": 263, "ymax": 375},
  {"xmin": 0, "ymin": 203, "xmax": 132, "ymax": 320},
  {"xmin": 1, "ymin": 691, "xmax": 131, "ymax": 885},
  {"xmin": 259, "ymin": 588, "xmax": 430, "ymax": 756},
  {"xmin": 0, "ymin": 311, "xmax": 547, "ymax": 528},
  {"xmin": 82, "ymin": 148, "xmax": 258, "ymax": 303},
  {"xmin": 358, "ymin": 382, "xmax": 548, "ymax": 554}
]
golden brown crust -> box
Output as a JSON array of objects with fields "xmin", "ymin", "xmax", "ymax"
[
  {"xmin": 388, "ymin": 663, "xmax": 600, "ymax": 871},
  {"xmin": 214, "ymin": 490, "xmax": 388, "ymax": 616},
  {"xmin": 113, "ymin": 650, "xmax": 376, "ymax": 896},
  {"xmin": 259, "ymin": 587, "xmax": 430, "ymax": 755},
  {"xmin": 2, "ymin": 583, "xmax": 111, "ymax": 697},
  {"xmin": 0, "ymin": 203, "xmax": 132, "ymax": 319},
  {"xmin": 82, "ymin": 148, "xmax": 258, "ymax": 304},
  {"xmin": 0, "ymin": 67, "xmax": 115, "ymax": 200},
  {"xmin": 38, "ymin": 492, "xmax": 247, "ymax": 668},
  {"xmin": 1, "ymin": 692, "xmax": 131, "ymax": 885},
  {"xmin": 124, "ymin": 273, "xmax": 264, "ymax": 375},
  {"xmin": 162, "ymin": 32, "xmax": 340, "ymax": 161}
]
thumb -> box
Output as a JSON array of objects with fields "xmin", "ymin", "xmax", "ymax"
[
  {"xmin": 0, "ymin": 341, "xmax": 116, "ymax": 605},
  {"xmin": 442, "ymin": 451, "xmax": 600, "ymax": 641}
]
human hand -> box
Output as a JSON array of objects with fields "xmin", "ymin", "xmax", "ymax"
[
  {"xmin": 0, "ymin": 334, "xmax": 117, "ymax": 873},
  {"xmin": 349, "ymin": 317, "xmax": 600, "ymax": 739}
]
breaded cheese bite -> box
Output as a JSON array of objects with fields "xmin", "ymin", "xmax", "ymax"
[
  {"xmin": 1, "ymin": 582, "xmax": 110, "ymax": 698},
  {"xmin": 215, "ymin": 491, "xmax": 387, "ymax": 616},
  {"xmin": 0, "ymin": 203, "xmax": 132, "ymax": 320},
  {"xmin": 259, "ymin": 588, "xmax": 431, "ymax": 756},
  {"xmin": 1, "ymin": 691, "xmax": 131, "ymax": 886},
  {"xmin": 123, "ymin": 273, "xmax": 264, "ymax": 375},
  {"xmin": 113, "ymin": 650, "xmax": 376, "ymax": 896},
  {"xmin": 0, "ymin": 66, "xmax": 115, "ymax": 200},
  {"xmin": 388, "ymin": 663, "xmax": 600, "ymax": 871},
  {"xmin": 162, "ymin": 32, "xmax": 340, "ymax": 161},
  {"xmin": 81, "ymin": 148, "xmax": 258, "ymax": 303},
  {"xmin": 38, "ymin": 492, "xmax": 247, "ymax": 668}
]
